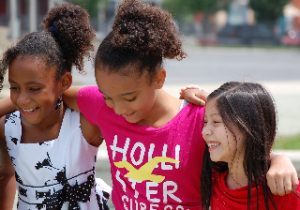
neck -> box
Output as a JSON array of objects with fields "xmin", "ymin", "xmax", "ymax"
[
  {"xmin": 226, "ymin": 156, "xmax": 248, "ymax": 189},
  {"xmin": 139, "ymin": 89, "xmax": 181, "ymax": 127},
  {"xmin": 24, "ymin": 104, "xmax": 65, "ymax": 131},
  {"xmin": 21, "ymin": 105, "xmax": 65, "ymax": 143}
]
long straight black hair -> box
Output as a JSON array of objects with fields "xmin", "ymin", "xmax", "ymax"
[{"xmin": 201, "ymin": 81, "xmax": 277, "ymax": 210}]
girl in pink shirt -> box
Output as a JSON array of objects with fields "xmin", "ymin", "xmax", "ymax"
[
  {"xmin": 0, "ymin": 1, "xmax": 297, "ymax": 209},
  {"xmin": 61, "ymin": 1, "xmax": 298, "ymax": 209}
]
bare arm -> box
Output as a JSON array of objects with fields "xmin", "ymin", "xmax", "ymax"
[
  {"xmin": 0, "ymin": 116, "xmax": 16, "ymax": 209},
  {"xmin": 65, "ymin": 86, "xmax": 104, "ymax": 146},
  {"xmin": 0, "ymin": 97, "xmax": 16, "ymax": 116},
  {"xmin": 80, "ymin": 113, "xmax": 103, "ymax": 147},
  {"xmin": 63, "ymin": 86, "xmax": 81, "ymax": 111}
]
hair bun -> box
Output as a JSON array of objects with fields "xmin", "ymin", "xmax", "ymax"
[
  {"xmin": 111, "ymin": 0, "xmax": 185, "ymax": 60},
  {"xmin": 42, "ymin": 3, "xmax": 95, "ymax": 72}
]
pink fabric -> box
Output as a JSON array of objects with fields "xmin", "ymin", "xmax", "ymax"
[
  {"xmin": 211, "ymin": 172, "xmax": 300, "ymax": 210},
  {"xmin": 77, "ymin": 86, "xmax": 206, "ymax": 210}
]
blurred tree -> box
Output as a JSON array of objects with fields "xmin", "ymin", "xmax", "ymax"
[
  {"xmin": 162, "ymin": 0, "xmax": 230, "ymax": 37},
  {"xmin": 249, "ymin": 0, "xmax": 289, "ymax": 24},
  {"xmin": 69, "ymin": 0, "xmax": 108, "ymax": 18},
  {"xmin": 162, "ymin": 0, "xmax": 230, "ymax": 21}
]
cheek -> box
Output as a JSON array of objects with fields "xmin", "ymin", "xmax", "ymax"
[
  {"xmin": 227, "ymin": 136, "xmax": 239, "ymax": 152},
  {"xmin": 134, "ymin": 100, "xmax": 151, "ymax": 112},
  {"xmin": 105, "ymin": 100, "xmax": 114, "ymax": 109},
  {"xmin": 10, "ymin": 93, "xmax": 17, "ymax": 104}
]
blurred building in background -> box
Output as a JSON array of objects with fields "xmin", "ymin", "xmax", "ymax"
[
  {"xmin": 282, "ymin": 0, "xmax": 300, "ymax": 45},
  {"xmin": 0, "ymin": 0, "xmax": 161, "ymax": 42},
  {"xmin": 0, "ymin": 0, "xmax": 299, "ymax": 46},
  {"xmin": 0, "ymin": 0, "xmax": 63, "ymax": 41}
]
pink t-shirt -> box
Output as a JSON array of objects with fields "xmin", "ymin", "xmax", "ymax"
[{"xmin": 77, "ymin": 86, "xmax": 205, "ymax": 210}]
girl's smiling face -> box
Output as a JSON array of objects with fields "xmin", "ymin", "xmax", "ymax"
[
  {"xmin": 8, "ymin": 55, "xmax": 65, "ymax": 127},
  {"xmin": 95, "ymin": 66, "xmax": 165, "ymax": 125},
  {"xmin": 202, "ymin": 98, "xmax": 246, "ymax": 163}
]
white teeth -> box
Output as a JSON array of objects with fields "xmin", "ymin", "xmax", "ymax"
[
  {"xmin": 23, "ymin": 108, "xmax": 35, "ymax": 112},
  {"xmin": 208, "ymin": 143, "xmax": 219, "ymax": 148}
]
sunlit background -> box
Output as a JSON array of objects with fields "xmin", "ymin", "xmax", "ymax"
[{"xmin": 0, "ymin": 0, "xmax": 300, "ymax": 46}]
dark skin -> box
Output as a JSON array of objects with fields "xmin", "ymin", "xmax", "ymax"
[
  {"xmin": 0, "ymin": 56, "xmax": 103, "ymax": 207},
  {"xmin": 0, "ymin": 118, "xmax": 16, "ymax": 210}
]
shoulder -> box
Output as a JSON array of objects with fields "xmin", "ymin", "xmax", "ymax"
[
  {"xmin": 77, "ymin": 85, "xmax": 104, "ymax": 111},
  {"xmin": 179, "ymin": 103, "xmax": 205, "ymax": 127},
  {"xmin": 79, "ymin": 113, "xmax": 103, "ymax": 147},
  {"xmin": 78, "ymin": 85, "xmax": 102, "ymax": 99},
  {"xmin": 182, "ymin": 102, "xmax": 205, "ymax": 115},
  {"xmin": 0, "ymin": 115, "xmax": 6, "ymax": 141}
]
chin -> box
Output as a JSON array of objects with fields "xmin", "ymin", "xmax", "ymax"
[
  {"xmin": 209, "ymin": 155, "xmax": 222, "ymax": 163},
  {"xmin": 124, "ymin": 117, "xmax": 138, "ymax": 124}
]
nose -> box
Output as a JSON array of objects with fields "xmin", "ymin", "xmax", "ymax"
[
  {"xmin": 113, "ymin": 102, "xmax": 127, "ymax": 116},
  {"xmin": 15, "ymin": 91, "xmax": 31, "ymax": 107},
  {"xmin": 202, "ymin": 125, "xmax": 212, "ymax": 137}
]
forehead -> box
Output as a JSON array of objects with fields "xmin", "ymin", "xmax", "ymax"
[
  {"xmin": 10, "ymin": 55, "xmax": 47, "ymax": 69},
  {"xmin": 95, "ymin": 69, "xmax": 150, "ymax": 96},
  {"xmin": 9, "ymin": 55, "xmax": 56, "ymax": 82},
  {"xmin": 205, "ymin": 98, "xmax": 219, "ymax": 112}
]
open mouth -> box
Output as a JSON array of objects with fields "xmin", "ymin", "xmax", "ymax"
[
  {"xmin": 22, "ymin": 108, "xmax": 37, "ymax": 112},
  {"xmin": 20, "ymin": 107, "xmax": 39, "ymax": 115},
  {"xmin": 207, "ymin": 142, "xmax": 220, "ymax": 152}
]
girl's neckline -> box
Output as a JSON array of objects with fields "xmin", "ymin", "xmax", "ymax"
[
  {"xmin": 123, "ymin": 100, "xmax": 191, "ymax": 132},
  {"xmin": 220, "ymin": 171, "xmax": 249, "ymax": 191}
]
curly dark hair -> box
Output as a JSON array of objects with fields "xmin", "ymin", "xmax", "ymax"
[
  {"xmin": 0, "ymin": 3, "xmax": 95, "ymax": 91},
  {"xmin": 201, "ymin": 82, "xmax": 278, "ymax": 210},
  {"xmin": 95, "ymin": 0, "xmax": 185, "ymax": 79}
]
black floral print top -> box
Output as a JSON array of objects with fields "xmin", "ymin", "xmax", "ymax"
[{"xmin": 5, "ymin": 109, "xmax": 110, "ymax": 210}]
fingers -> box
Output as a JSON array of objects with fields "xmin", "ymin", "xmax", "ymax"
[
  {"xmin": 292, "ymin": 173, "xmax": 299, "ymax": 192},
  {"xmin": 266, "ymin": 171, "xmax": 277, "ymax": 195},
  {"xmin": 183, "ymin": 84, "xmax": 201, "ymax": 90},
  {"xmin": 180, "ymin": 87, "xmax": 208, "ymax": 106},
  {"xmin": 283, "ymin": 175, "xmax": 293, "ymax": 194},
  {"xmin": 267, "ymin": 170, "xmax": 299, "ymax": 196},
  {"xmin": 188, "ymin": 96, "xmax": 206, "ymax": 106},
  {"xmin": 267, "ymin": 172, "xmax": 285, "ymax": 195},
  {"xmin": 195, "ymin": 89, "xmax": 209, "ymax": 103}
]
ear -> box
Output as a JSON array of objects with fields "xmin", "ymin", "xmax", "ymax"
[
  {"xmin": 60, "ymin": 72, "xmax": 72, "ymax": 92},
  {"xmin": 153, "ymin": 68, "xmax": 166, "ymax": 89}
]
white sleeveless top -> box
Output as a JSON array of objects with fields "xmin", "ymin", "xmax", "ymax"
[{"xmin": 5, "ymin": 109, "xmax": 110, "ymax": 210}]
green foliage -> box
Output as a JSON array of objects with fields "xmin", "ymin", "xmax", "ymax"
[
  {"xmin": 162, "ymin": 0, "xmax": 230, "ymax": 21},
  {"xmin": 69, "ymin": 0, "xmax": 108, "ymax": 18},
  {"xmin": 249, "ymin": 0, "xmax": 289, "ymax": 23},
  {"xmin": 274, "ymin": 134, "xmax": 300, "ymax": 150}
]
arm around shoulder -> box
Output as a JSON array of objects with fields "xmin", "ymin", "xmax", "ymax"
[
  {"xmin": 0, "ymin": 97, "xmax": 17, "ymax": 117},
  {"xmin": 63, "ymin": 86, "xmax": 81, "ymax": 111},
  {"xmin": 267, "ymin": 153, "xmax": 299, "ymax": 195},
  {"xmin": 0, "ymin": 116, "xmax": 16, "ymax": 209}
]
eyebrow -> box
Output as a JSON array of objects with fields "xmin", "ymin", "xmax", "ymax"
[
  {"xmin": 207, "ymin": 112, "xmax": 221, "ymax": 117},
  {"xmin": 8, "ymin": 80, "xmax": 42, "ymax": 85},
  {"xmin": 98, "ymin": 88, "xmax": 136, "ymax": 97}
]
